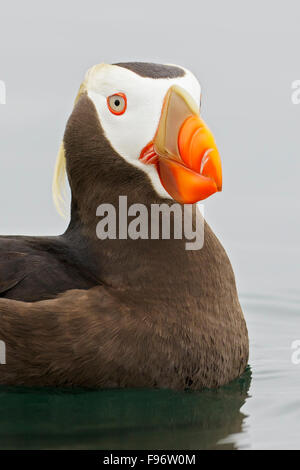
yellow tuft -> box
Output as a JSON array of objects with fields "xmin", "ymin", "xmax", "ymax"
[
  {"xmin": 52, "ymin": 81, "xmax": 88, "ymax": 217},
  {"xmin": 52, "ymin": 142, "xmax": 67, "ymax": 217}
]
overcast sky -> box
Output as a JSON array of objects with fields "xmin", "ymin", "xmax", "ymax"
[{"xmin": 0, "ymin": 0, "xmax": 299, "ymax": 294}]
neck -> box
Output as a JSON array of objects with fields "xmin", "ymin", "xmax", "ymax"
[{"xmin": 64, "ymin": 187, "xmax": 205, "ymax": 297}]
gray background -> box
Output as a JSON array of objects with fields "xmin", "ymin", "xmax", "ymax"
[
  {"xmin": 0, "ymin": 0, "xmax": 300, "ymax": 450},
  {"xmin": 1, "ymin": 0, "xmax": 299, "ymax": 295}
]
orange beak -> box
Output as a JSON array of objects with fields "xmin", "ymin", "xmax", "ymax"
[{"xmin": 139, "ymin": 85, "xmax": 222, "ymax": 204}]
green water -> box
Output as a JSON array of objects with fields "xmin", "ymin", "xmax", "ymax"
[
  {"xmin": 0, "ymin": 373, "xmax": 250, "ymax": 450},
  {"xmin": 0, "ymin": 292, "xmax": 299, "ymax": 450}
]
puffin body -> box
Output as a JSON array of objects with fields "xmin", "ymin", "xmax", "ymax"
[{"xmin": 0, "ymin": 63, "xmax": 248, "ymax": 388}]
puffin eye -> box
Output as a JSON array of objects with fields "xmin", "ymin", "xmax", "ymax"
[{"xmin": 107, "ymin": 93, "xmax": 127, "ymax": 115}]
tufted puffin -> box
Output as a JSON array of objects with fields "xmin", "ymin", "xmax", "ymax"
[{"xmin": 0, "ymin": 62, "xmax": 248, "ymax": 388}]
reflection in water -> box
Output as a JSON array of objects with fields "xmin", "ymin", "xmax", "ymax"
[
  {"xmin": 0, "ymin": 368, "xmax": 251, "ymax": 450},
  {"xmin": 1, "ymin": 292, "xmax": 299, "ymax": 449}
]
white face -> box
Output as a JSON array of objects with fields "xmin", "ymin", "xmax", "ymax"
[{"xmin": 86, "ymin": 63, "xmax": 201, "ymax": 199}]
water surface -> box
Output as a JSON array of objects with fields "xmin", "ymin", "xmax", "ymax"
[{"xmin": 0, "ymin": 291, "xmax": 298, "ymax": 450}]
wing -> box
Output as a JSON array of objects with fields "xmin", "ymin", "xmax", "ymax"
[
  {"xmin": 0, "ymin": 251, "xmax": 29, "ymax": 295},
  {"xmin": 0, "ymin": 286, "xmax": 153, "ymax": 387},
  {"xmin": 0, "ymin": 284, "xmax": 189, "ymax": 388},
  {"xmin": 0, "ymin": 236, "xmax": 98, "ymax": 301}
]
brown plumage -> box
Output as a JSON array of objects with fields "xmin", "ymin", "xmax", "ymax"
[{"xmin": 0, "ymin": 64, "xmax": 248, "ymax": 388}]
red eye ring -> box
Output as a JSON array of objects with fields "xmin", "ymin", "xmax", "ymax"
[{"xmin": 107, "ymin": 92, "xmax": 127, "ymax": 115}]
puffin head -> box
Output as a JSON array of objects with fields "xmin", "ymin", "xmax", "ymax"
[{"xmin": 53, "ymin": 62, "xmax": 222, "ymax": 215}]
